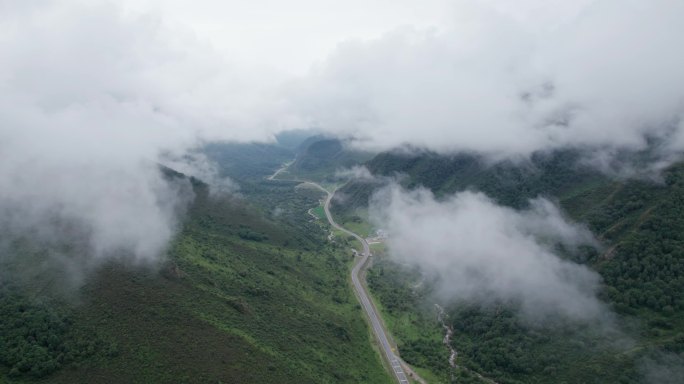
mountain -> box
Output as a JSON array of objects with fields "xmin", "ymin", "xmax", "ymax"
[
  {"xmin": 333, "ymin": 148, "xmax": 684, "ymax": 317},
  {"xmin": 287, "ymin": 137, "xmax": 375, "ymax": 181},
  {"xmin": 330, "ymin": 148, "xmax": 684, "ymax": 383},
  {"xmin": 273, "ymin": 129, "xmax": 322, "ymax": 151},
  {"xmin": 5, "ymin": 140, "xmax": 683, "ymax": 384},
  {"xmin": 0, "ymin": 162, "xmax": 392, "ymax": 383},
  {"xmin": 203, "ymin": 141, "xmax": 294, "ymax": 181},
  {"xmin": 331, "ymin": 149, "xmax": 605, "ymax": 214}
]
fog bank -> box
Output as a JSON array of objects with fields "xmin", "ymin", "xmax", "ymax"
[{"xmin": 371, "ymin": 185, "xmax": 606, "ymax": 322}]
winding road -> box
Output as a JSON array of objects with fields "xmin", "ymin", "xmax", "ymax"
[
  {"xmin": 302, "ymin": 181, "xmax": 422, "ymax": 384},
  {"xmin": 267, "ymin": 162, "xmax": 421, "ymax": 383}
]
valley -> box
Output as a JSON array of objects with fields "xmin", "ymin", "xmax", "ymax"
[
  {"xmin": 4, "ymin": 3, "xmax": 684, "ymax": 384},
  {"xmin": 2, "ymin": 138, "xmax": 683, "ymax": 384}
]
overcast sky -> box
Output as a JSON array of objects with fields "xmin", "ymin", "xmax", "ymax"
[
  {"xmin": 3, "ymin": 0, "xmax": 682, "ymax": 152},
  {"xmin": 117, "ymin": 0, "xmax": 453, "ymax": 75},
  {"xmin": 111, "ymin": 0, "xmax": 684, "ymax": 158}
]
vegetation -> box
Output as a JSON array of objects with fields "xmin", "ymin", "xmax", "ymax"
[
  {"xmin": 332, "ymin": 148, "xmax": 684, "ymax": 383},
  {"xmin": 288, "ymin": 137, "xmax": 374, "ymax": 181},
  {"xmin": 0, "ymin": 147, "xmax": 392, "ymax": 383},
  {"xmin": 0, "ymin": 286, "xmax": 117, "ymax": 379},
  {"xmin": 365, "ymin": 258, "xmax": 451, "ymax": 382},
  {"xmin": 203, "ymin": 141, "xmax": 294, "ymax": 181},
  {"xmin": 5, "ymin": 138, "xmax": 683, "ymax": 383}
]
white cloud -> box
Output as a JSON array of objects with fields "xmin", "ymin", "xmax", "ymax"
[
  {"xmin": 334, "ymin": 165, "xmax": 375, "ymax": 181},
  {"xmin": 2, "ymin": 0, "xmax": 684, "ymax": 279},
  {"xmin": 286, "ymin": 0, "xmax": 684, "ymax": 160},
  {"xmin": 0, "ymin": 1, "xmax": 267, "ymax": 268},
  {"xmin": 371, "ymin": 185, "xmax": 605, "ymax": 322}
]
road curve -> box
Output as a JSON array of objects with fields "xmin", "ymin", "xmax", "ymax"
[
  {"xmin": 302, "ymin": 181, "xmax": 415, "ymax": 384},
  {"xmin": 266, "ymin": 160, "xmax": 293, "ymax": 180}
]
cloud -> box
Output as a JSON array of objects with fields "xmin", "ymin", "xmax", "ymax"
[
  {"xmin": 0, "ymin": 1, "xmax": 272, "ymax": 273},
  {"xmin": 285, "ymin": 0, "xmax": 684, "ymax": 163},
  {"xmin": 160, "ymin": 151, "xmax": 238, "ymax": 196},
  {"xmin": 118, "ymin": 0, "xmax": 453, "ymax": 75},
  {"xmin": 639, "ymin": 352, "xmax": 684, "ymax": 384},
  {"xmin": 370, "ymin": 184, "xmax": 606, "ymax": 322},
  {"xmin": 3, "ymin": 0, "xmax": 684, "ymax": 283},
  {"xmin": 334, "ymin": 165, "xmax": 376, "ymax": 181}
]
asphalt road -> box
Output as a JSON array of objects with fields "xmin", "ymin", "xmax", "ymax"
[
  {"xmin": 303, "ymin": 182, "xmax": 414, "ymax": 384},
  {"xmin": 266, "ymin": 161, "xmax": 293, "ymax": 180}
]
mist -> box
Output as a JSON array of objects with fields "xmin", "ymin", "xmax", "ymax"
[
  {"xmin": 639, "ymin": 352, "xmax": 684, "ymax": 384},
  {"xmin": 3, "ymin": 0, "xmax": 684, "ymax": 282},
  {"xmin": 371, "ymin": 184, "xmax": 606, "ymax": 322},
  {"xmin": 0, "ymin": 1, "xmax": 263, "ymax": 274},
  {"xmin": 334, "ymin": 165, "xmax": 375, "ymax": 181}
]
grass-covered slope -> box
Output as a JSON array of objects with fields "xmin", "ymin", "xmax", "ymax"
[{"xmin": 0, "ymin": 173, "xmax": 392, "ymax": 383}]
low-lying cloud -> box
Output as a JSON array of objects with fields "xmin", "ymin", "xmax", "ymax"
[
  {"xmin": 0, "ymin": 1, "xmax": 260, "ymax": 272},
  {"xmin": 371, "ymin": 184, "xmax": 605, "ymax": 322},
  {"xmin": 334, "ymin": 165, "xmax": 376, "ymax": 181}
]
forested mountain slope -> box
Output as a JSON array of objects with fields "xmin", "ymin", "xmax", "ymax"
[
  {"xmin": 0, "ymin": 164, "xmax": 392, "ymax": 383},
  {"xmin": 288, "ymin": 138, "xmax": 375, "ymax": 181},
  {"xmin": 331, "ymin": 149, "xmax": 684, "ymax": 383}
]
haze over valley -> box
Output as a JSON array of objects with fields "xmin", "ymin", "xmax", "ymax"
[{"xmin": 1, "ymin": 1, "xmax": 684, "ymax": 383}]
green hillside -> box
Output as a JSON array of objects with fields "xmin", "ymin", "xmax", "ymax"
[
  {"xmin": 288, "ymin": 138, "xmax": 375, "ymax": 181},
  {"xmin": 203, "ymin": 141, "xmax": 294, "ymax": 181},
  {"xmin": 0, "ymin": 169, "xmax": 392, "ymax": 383}
]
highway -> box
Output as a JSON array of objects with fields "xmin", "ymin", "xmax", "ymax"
[
  {"xmin": 266, "ymin": 160, "xmax": 293, "ymax": 180},
  {"xmin": 266, "ymin": 162, "xmax": 420, "ymax": 384},
  {"xmin": 302, "ymin": 181, "xmax": 419, "ymax": 384}
]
